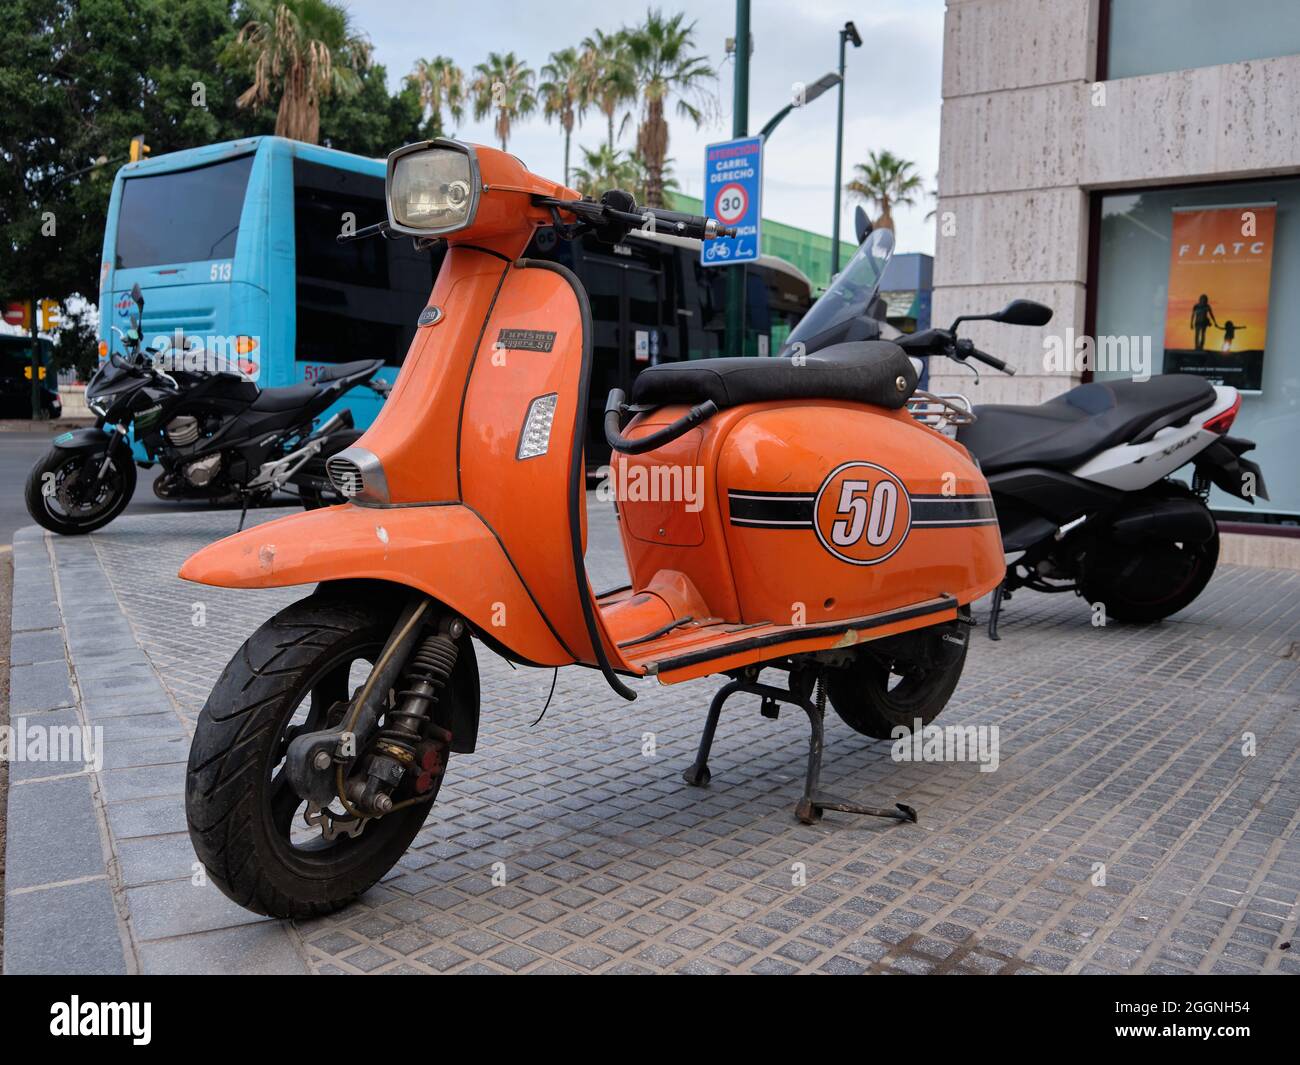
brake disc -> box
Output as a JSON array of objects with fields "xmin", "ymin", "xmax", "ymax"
[{"xmin": 304, "ymin": 800, "xmax": 369, "ymax": 841}]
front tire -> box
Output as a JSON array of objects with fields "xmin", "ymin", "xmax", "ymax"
[
  {"xmin": 186, "ymin": 591, "xmax": 442, "ymax": 918},
  {"xmin": 825, "ymin": 609, "xmax": 971, "ymax": 740},
  {"xmin": 24, "ymin": 446, "xmax": 136, "ymax": 535}
]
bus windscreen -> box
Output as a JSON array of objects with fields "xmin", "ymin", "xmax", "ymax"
[{"xmin": 114, "ymin": 154, "xmax": 255, "ymax": 268}]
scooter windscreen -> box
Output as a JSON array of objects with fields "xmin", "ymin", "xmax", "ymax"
[{"xmin": 780, "ymin": 227, "xmax": 895, "ymax": 357}]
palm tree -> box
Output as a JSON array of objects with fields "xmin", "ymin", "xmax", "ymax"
[
  {"xmin": 539, "ymin": 48, "xmax": 584, "ymax": 186},
  {"xmin": 471, "ymin": 51, "xmax": 536, "ymax": 152},
  {"xmin": 228, "ymin": 0, "xmax": 372, "ymax": 145},
  {"xmin": 623, "ymin": 10, "xmax": 716, "ymax": 207},
  {"xmin": 846, "ymin": 150, "xmax": 924, "ymax": 232},
  {"xmin": 577, "ymin": 29, "xmax": 637, "ymax": 152},
  {"xmin": 407, "ymin": 56, "xmax": 465, "ymax": 138},
  {"xmin": 570, "ymin": 144, "xmax": 639, "ymax": 200}
]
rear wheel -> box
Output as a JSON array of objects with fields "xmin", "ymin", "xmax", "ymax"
[
  {"xmin": 825, "ymin": 609, "xmax": 970, "ymax": 740},
  {"xmin": 186, "ymin": 591, "xmax": 447, "ymax": 918},
  {"xmin": 24, "ymin": 446, "xmax": 136, "ymax": 535},
  {"xmin": 1079, "ymin": 488, "xmax": 1218, "ymax": 623}
]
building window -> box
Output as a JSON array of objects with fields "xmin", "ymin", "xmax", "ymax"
[
  {"xmin": 1103, "ymin": 0, "xmax": 1300, "ymax": 81},
  {"xmin": 1090, "ymin": 178, "xmax": 1299, "ymax": 523}
]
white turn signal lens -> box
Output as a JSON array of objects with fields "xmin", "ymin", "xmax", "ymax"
[{"xmin": 517, "ymin": 393, "xmax": 559, "ymax": 459}]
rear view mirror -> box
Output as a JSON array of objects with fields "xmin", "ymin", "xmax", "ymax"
[
  {"xmin": 131, "ymin": 282, "xmax": 145, "ymax": 314},
  {"xmin": 992, "ymin": 299, "xmax": 1052, "ymax": 327},
  {"xmin": 854, "ymin": 205, "xmax": 872, "ymax": 244}
]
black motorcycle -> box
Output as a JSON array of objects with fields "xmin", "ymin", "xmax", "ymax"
[{"xmin": 24, "ymin": 284, "xmax": 386, "ymax": 536}]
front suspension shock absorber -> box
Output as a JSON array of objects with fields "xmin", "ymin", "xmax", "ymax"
[{"xmin": 350, "ymin": 617, "xmax": 462, "ymax": 815}]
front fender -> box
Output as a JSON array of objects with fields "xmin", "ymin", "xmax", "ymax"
[
  {"xmin": 53, "ymin": 427, "xmax": 114, "ymax": 452},
  {"xmin": 178, "ymin": 502, "xmax": 574, "ymax": 667}
]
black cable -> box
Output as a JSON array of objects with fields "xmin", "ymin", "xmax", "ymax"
[{"xmin": 531, "ymin": 669, "xmax": 558, "ymax": 727}]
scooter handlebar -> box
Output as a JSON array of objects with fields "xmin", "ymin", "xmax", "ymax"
[
  {"xmin": 969, "ymin": 347, "xmax": 1014, "ymax": 375},
  {"xmin": 604, "ymin": 389, "xmax": 719, "ymax": 455}
]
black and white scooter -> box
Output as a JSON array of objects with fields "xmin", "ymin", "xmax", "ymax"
[{"xmin": 897, "ymin": 303, "xmax": 1267, "ymax": 638}]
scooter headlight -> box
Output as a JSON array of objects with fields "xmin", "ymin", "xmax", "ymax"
[{"xmin": 386, "ymin": 140, "xmax": 479, "ymax": 237}]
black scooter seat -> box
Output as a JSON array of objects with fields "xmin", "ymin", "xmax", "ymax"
[
  {"xmin": 957, "ymin": 375, "xmax": 1217, "ymax": 473},
  {"xmin": 629, "ymin": 341, "xmax": 918, "ymax": 411}
]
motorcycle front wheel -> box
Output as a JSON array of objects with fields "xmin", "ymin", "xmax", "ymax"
[
  {"xmin": 825, "ymin": 608, "xmax": 971, "ymax": 740},
  {"xmin": 24, "ymin": 446, "xmax": 137, "ymax": 535},
  {"xmin": 186, "ymin": 590, "xmax": 442, "ymax": 919}
]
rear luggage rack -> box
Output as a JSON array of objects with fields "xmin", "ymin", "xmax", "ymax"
[{"xmin": 907, "ymin": 390, "xmax": 974, "ymax": 437}]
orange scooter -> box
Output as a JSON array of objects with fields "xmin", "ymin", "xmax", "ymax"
[{"xmin": 181, "ymin": 139, "xmax": 1004, "ymax": 918}]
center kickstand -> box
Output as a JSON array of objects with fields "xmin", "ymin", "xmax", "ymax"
[
  {"xmin": 682, "ymin": 672, "xmax": 917, "ymax": 827},
  {"xmin": 794, "ymin": 680, "xmax": 917, "ymax": 826}
]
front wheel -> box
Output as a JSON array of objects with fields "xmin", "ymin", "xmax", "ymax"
[
  {"xmin": 186, "ymin": 590, "xmax": 459, "ymax": 918},
  {"xmin": 24, "ymin": 446, "xmax": 136, "ymax": 535},
  {"xmin": 825, "ymin": 608, "xmax": 970, "ymax": 740}
]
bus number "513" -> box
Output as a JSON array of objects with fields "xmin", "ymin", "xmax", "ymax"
[{"xmin": 209, "ymin": 262, "xmax": 232, "ymax": 282}]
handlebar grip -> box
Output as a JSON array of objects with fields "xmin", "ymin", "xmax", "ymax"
[
  {"xmin": 638, "ymin": 208, "xmax": 736, "ymax": 240},
  {"xmin": 604, "ymin": 389, "xmax": 718, "ymax": 455},
  {"xmin": 971, "ymin": 348, "xmax": 1014, "ymax": 375}
]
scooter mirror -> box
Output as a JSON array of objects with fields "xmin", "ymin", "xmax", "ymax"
[
  {"xmin": 993, "ymin": 299, "xmax": 1052, "ymax": 327},
  {"xmin": 854, "ymin": 205, "xmax": 872, "ymax": 244},
  {"xmin": 131, "ymin": 282, "xmax": 145, "ymax": 314}
]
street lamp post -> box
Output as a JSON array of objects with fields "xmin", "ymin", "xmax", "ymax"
[
  {"xmin": 757, "ymin": 72, "xmax": 841, "ymax": 141},
  {"xmin": 725, "ymin": 0, "xmax": 751, "ymax": 357},
  {"xmin": 830, "ymin": 21, "xmax": 862, "ymax": 277}
]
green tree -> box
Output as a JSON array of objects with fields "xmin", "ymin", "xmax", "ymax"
[
  {"xmin": 846, "ymin": 150, "xmax": 924, "ymax": 233},
  {"xmin": 406, "ymin": 55, "xmax": 465, "ymax": 139},
  {"xmin": 624, "ymin": 9, "xmax": 716, "ymax": 207},
  {"xmin": 539, "ymin": 47, "xmax": 584, "ymax": 186},
  {"xmin": 319, "ymin": 62, "xmax": 422, "ymax": 156},
  {"xmin": 577, "ymin": 29, "xmax": 636, "ymax": 152},
  {"xmin": 569, "ymin": 144, "xmax": 638, "ymax": 200},
  {"xmin": 0, "ymin": 0, "xmax": 265, "ymax": 311},
  {"xmin": 226, "ymin": 0, "xmax": 371, "ymax": 145},
  {"xmin": 471, "ymin": 51, "xmax": 536, "ymax": 152}
]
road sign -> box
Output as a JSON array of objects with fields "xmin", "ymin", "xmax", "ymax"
[
  {"xmin": 701, "ymin": 135, "xmax": 762, "ymax": 267},
  {"xmin": 3, "ymin": 301, "xmax": 28, "ymax": 328}
]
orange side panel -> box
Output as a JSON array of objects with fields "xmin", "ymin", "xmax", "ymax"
[
  {"xmin": 356, "ymin": 246, "xmax": 509, "ymax": 504},
  {"xmin": 457, "ymin": 261, "xmax": 625, "ymax": 669},
  {"xmin": 177, "ymin": 503, "xmax": 573, "ymax": 667},
  {"xmin": 715, "ymin": 403, "xmax": 1004, "ymax": 626}
]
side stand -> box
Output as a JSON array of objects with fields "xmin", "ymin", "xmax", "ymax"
[
  {"xmin": 986, "ymin": 581, "xmax": 1008, "ymax": 641},
  {"xmin": 682, "ymin": 674, "xmax": 917, "ymax": 827}
]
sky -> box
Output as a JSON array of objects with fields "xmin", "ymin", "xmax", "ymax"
[{"xmin": 344, "ymin": 0, "xmax": 946, "ymax": 256}]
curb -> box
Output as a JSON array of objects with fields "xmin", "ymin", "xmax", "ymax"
[{"xmin": 3, "ymin": 522, "xmax": 308, "ymax": 974}]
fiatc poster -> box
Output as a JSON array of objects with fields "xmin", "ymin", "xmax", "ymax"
[{"xmin": 1163, "ymin": 204, "xmax": 1275, "ymax": 393}]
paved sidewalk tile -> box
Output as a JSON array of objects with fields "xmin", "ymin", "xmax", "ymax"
[
  {"xmin": 9, "ymin": 658, "xmax": 74, "ymax": 712},
  {"xmin": 3, "ymin": 879, "xmax": 128, "ymax": 975},
  {"xmin": 5, "ymin": 774, "xmax": 105, "ymax": 889},
  {"xmin": 139, "ymin": 923, "xmax": 308, "ymax": 975}
]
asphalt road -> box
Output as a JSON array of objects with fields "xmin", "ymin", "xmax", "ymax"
[{"xmin": 0, "ymin": 426, "xmax": 289, "ymax": 544}]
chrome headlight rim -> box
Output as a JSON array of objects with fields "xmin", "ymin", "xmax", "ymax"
[{"xmin": 385, "ymin": 139, "xmax": 481, "ymax": 239}]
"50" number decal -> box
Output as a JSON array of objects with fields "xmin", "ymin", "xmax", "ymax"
[{"xmin": 813, "ymin": 461, "xmax": 912, "ymax": 565}]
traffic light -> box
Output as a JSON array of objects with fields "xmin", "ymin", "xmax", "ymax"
[{"xmin": 129, "ymin": 135, "xmax": 151, "ymax": 163}]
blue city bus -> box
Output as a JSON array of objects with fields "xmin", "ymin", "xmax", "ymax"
[
  {"xmin": 100, "ymin": 136, "xmax": 812, "ymax": 463},
  {"xmin": 99, "ymin": 136, "xmax": 426, "ymax": 431}
]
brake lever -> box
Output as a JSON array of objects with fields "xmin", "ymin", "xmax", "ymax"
[{"xmin": 336, "ymin": 221, "xmax": 392, "ymax": 244}]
